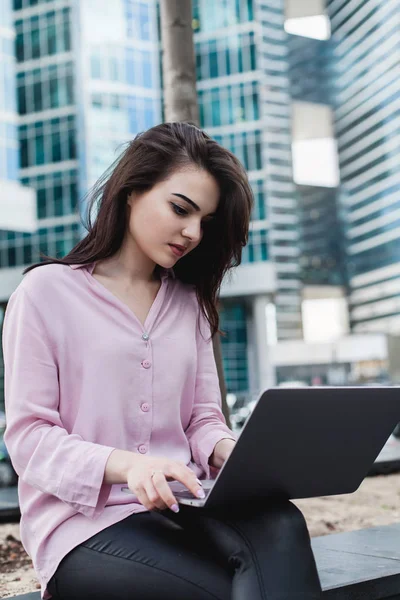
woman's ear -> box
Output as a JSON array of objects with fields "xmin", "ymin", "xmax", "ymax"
[
  {"xmin": 127, "ymin": 191, "xmax": 134, "ymax": 208},
  {"xmin": 126, "ymin": 192, "xmax": 136, "ymax": 219}
]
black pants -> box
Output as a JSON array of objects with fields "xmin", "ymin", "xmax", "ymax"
[{"xmin": 47, "ymin": 499, "xmax": 322, "ymax": 600}]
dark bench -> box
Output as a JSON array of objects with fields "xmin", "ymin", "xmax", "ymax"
[
  {"xmin": 313, "ymin": 522, "xmax": 400, "ymax": 599},
  {"xmin": 8, "ymin": 523, "xmax": 400, "ymax": 599}
]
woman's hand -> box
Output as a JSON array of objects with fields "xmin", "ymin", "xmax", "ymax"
[
  {"xmin": 209, "ymin": 438, "xmax": 236, "ymax": 469},
  {"xmin": 126, "ymin": 455, "xmax": 205, "ymax": 513}
]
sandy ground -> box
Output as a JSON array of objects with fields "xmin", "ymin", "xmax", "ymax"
[{"xmin": 1, "ymin": 473, "xmax": 400, "ymax": 598}]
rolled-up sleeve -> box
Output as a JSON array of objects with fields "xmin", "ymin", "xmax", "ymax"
[
  {"xmin": 185, "ymin": 305, "xmax": 236, "ymax": 478},
  {"xmin": 2, "ymin": 286, "xmax": 115, "ymax": 519}
]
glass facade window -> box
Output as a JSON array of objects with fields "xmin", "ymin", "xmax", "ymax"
[
  {"xmin": 350, "ymin": 219, "xmax": 400, "ymax": 246},
  {"xmin": 0, "ymin": 48, "xmax": 15, "ymax": 114},
  {"xmin": 199, "ymin": 80, "xmax": 259, "ymax": 128},
  {"xmin": 288, "ymin": 34, "xmax": 333, "ymax": 105},
  {"xmin": 339, "ymin": 89, "xmax": 400, "ymax": 139},
  {"xmin": 348, "ymin": 237, "xmax": 400, "ymax": 280},
  {"xmin": 340, "ymin": 131, "xmax": 399, "ymax": 172},
  {"xmin": 88, "ymin": 92, "xmax": 159, "ymax": 183},
  {"xmin": 242, "ymin": 227, "xmax": 268, "ymax": 263},
  {"xmin": 0, "ymin": 123, "xmax": 19, "ymax": 180},
  {"xmin": 213, "ymin": 129, "xmax": 262, "ymax": 172},
  {"xmin": 124, "ymin": 0, "xmax": 151, "ymax": 41},
  {"xmin": 90, "ymin": 47, "xmax": 154, "ymax": 89},
  {"xmin": 21, "ymin": 169, "xmax": 78, "ymax": 220},
  {"xmin": 13, "ymin": 0, "xmax": 54, "ymax": 9},
  {"xmin": 38, "ymin": 222, "xmax": 80, "ymax": 261},
  {"xmin": 1, "ymin": 11, "xmax": 19, "ymax": 182},
  {"xmin": 297, "ymin": 185, "xmax": 345, "ymax": 286},
  {"xmin": 15, "ymin": 8, "xmax": 71, "ymax": 63},
  {"xmin": 90, "ymin": 93, "xmax": 157, "ymax": 132},
  {"xmin": 20, "ymin": 115, "xmax": 76, "ymax": 168},
  {"xmin": 192, "ymin": 0, "xmax": 253, "ymax": 33},
  {"xmin": 250, "ymin": 179, "xmax": 266, "ymax": 221},
  {"xmin": 349, "ymin": 186, "xmax": 400, "ymax": 227},
  {"xmin": 17, "ymin": 62, "xmax": 74, "ymax": 115},
  {"xmin": 220, "ymin": 301, "xmax": 249, "ymax": 393},
  {"xmin": 196, "ymin": 31, "xmax": 256, "ymax": 80},
  {"xmin": 0, "ymin": 221, "xmax": 80, "ymax": 269},
  {"xmin": 1, "ymin": 3, "xmax": 12, "ymax": 27}
]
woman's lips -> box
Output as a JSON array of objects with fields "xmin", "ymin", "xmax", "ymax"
[{"xmin": 169, "ymin": 244, "xmax": 184, "ymax": 257}]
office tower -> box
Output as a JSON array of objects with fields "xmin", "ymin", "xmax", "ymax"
[
  {"xmin": 297, "ymin": 184, "xmax": 346, "ymax": 286},
  {"xmin": 326, "ymin": 0, "xmax": 400, "ymax": 334},
  {"xmin": 0, "ymin": 0, "xmax": 162, "ymax": 411},
  {"xmin": 0, "ymin": 0, "xmax": 36, "ymax": 405},
  {"xmin": 0, "ymin": 0, "xmax": 36, "ymax": 275},
  {"xmin": 0, "ymin": 2, "xmax": 19, "ymax": 195},
  {"xmin": 287, "ymin": 31, "xmax": 345, "ymax": 287},
  {"xmin": 194, "ymin": 0, "xmax": 302, "ymax": 395},
  {"xmin": 11, "ymin": 0, "xmax": 161, "ymax": 260}
]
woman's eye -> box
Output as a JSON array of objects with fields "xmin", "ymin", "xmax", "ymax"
[{"xmin": 172, "ymin": 203, "xmax": 188, "ymax": 217}]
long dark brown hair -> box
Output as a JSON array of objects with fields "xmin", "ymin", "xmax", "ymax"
[{"xmin": 23, "ymin": 122, "xmax": 253, "ymax": 336}]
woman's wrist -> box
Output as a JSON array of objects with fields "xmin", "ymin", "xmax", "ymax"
[
  {"xmin": 103, "ymin": 448, "xmax": 139, "ymax": 485},
  {"xmin": 209, "ymin": 438, "xmax": 236, "ymax": 469}
]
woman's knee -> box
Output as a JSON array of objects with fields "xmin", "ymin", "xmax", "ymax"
[{"xmin": 241, "ymin": 498, "xmax": 310, "ymax": 540}]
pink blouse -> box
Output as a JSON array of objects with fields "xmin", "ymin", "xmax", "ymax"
[{"xmin": 2, "ymin": 262, "xmax": 235, "ymax": 598}]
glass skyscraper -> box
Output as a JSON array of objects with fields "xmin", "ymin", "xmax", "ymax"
[
  {"xmin": 0, "ymin": 1, "xmax": 19, "ymax": 185},
  {"xmin": 13, "ymin": 1, "xmax": 80, "ymax": 262},
  {"xmin": 0, "ymin": 0, "xmax": 36, "ymax": 406},
  {"xmin": 326, "ymin": 0, "xmax": 400, "ymax": 334},
  {"xmin": 193, "ymin": 0, "xmax": 302, "ymax": 394},
  {"xmin": 11, "ymin": 0, "xmax": 161, "ymax": 261},
  {"xmin": 287, "ymin": 32, "xmax": 345, "ymax": 287}
]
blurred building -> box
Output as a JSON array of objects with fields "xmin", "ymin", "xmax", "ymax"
[
  {"xmin": 12, "ymin": 0, "xmax": 161, "ymax": 256},
  {"xmin": 326, "ymin": 0, "xmax": 400, "ymax": 336},
  {"xmin": 272, "ymin": 332, "xmax": 395, "ymax": 386},
  {"xmin": 273, "ymin": 0, "xmax": 400, "ymax": 385},
  {"xmin": 1, "ymin": 0, "xmax": 399, "ymax": 403},
  {"xmin": 0, "ymin": 0, "xmax": 36, "ymax": 279},
  {"xmin": 296, "ymin": 185, "xmax": 345, "ymax": 286},
  {"xmin": 0, "ymin": 0, "xmax": 36, "ymax": 405},
  {"xmin": 0, "ymin": 0, "xmax": 162, "ymax": 410},
  {"xmin": 194, "ymin": 0, "xmax": 300, "ymax": 395},
  {"xmin": 287, "ymin": 29, "xmax": 345, "ymax": 288}
]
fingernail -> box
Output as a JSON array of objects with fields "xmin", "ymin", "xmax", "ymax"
[
  {"xmin": 171, "ymin": 504, "xmax": 180, "ymax": 513},
  {"xmin": 197, "ymin": 489, "xmax": 205, "ymax": 499}
]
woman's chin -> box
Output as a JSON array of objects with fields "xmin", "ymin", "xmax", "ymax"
[{"xmin": 154, "ymin": 257, "xmax": 178, "ymax": 270}]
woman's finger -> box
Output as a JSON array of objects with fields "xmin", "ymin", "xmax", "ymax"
[
  {"xmin": 151, "ymin": 470, "xmax": 180, "ymax": 512},
  {"xmin": 169, "ymin": 465, "xmax": 205, "ymax": 500},
  {"xmin": 144, "ymin": 477, "xmax": 168, "ymax": 511},
  {"xmin": 134, "ymin": 485, "xmax": 154, "ymax": 511}
]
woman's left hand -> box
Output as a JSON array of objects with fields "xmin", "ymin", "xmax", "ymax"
[{"xmin": 209, "ymin": 438, "xmax": 236, "ymax": 469}]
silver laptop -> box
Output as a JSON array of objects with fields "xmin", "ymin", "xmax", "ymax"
[{"xmin": 122, "ymin": 386, "xmax": 400, "ymax": 509}]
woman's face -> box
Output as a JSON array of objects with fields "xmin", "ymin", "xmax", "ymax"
[{"xmin": 126, "ymin": 167, "xmax": 220, "ymax": 269}]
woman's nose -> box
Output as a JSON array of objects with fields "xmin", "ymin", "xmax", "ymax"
[{"xmin": 183, "ymin": 222, "xmax": 202, "ymax": 243}]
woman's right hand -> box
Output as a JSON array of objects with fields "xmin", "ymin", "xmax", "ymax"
[{"xmin": 126, "ymin": 455, "xmax": 205, "ymax": 513}]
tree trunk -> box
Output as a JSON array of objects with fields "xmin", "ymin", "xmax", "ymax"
[{"xmin": 160, "ymin": 0, "xmax": 231, "ymax": 428}]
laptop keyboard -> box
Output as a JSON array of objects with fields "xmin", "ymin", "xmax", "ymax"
[{"xmin": 175, "ymin": 488, "xmax": 211, "ymax": 500}]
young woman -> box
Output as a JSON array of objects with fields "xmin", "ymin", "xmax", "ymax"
[{"xmin": 3, "ymin": 122, "xmax": 322, "ymax": 600}]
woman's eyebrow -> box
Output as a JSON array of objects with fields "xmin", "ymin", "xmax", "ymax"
[{"xmin": 172, "ymin": 193, "xmax": 216, "ymax": 216}]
